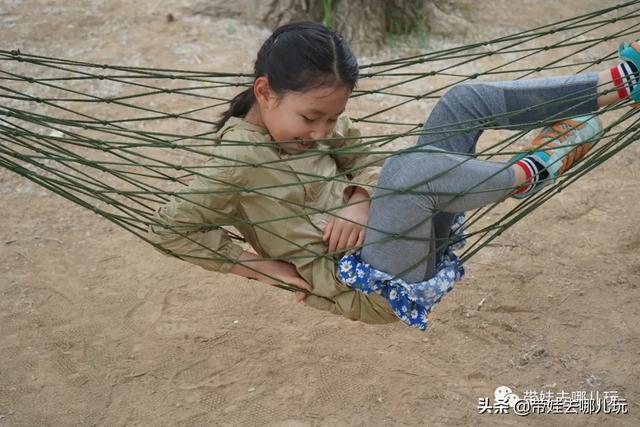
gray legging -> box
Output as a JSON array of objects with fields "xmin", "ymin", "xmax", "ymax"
[{"xmin": 361, "ymin": 73, "xmax": 600, "ymax": 283}]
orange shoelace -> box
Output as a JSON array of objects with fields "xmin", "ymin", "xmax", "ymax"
[{"xmin": 527, "ymin": 119, "xmax": 593, "ymax": 175}]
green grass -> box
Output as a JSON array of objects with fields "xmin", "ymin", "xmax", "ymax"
[
  {"xmin": 386, "ymin": 15, "xmax": 430, "ymax": 48},
  {"xmin": 321, "ymin": 1, "xmax": 430, "ymax": 48},
  {"xmin": 322, "ymin": 0, "xmax": 332, "ymax": 28}
]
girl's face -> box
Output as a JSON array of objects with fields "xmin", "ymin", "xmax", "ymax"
[{"xmin": 251, "ymin": 76, "xmax": 351, "ymax": 154}]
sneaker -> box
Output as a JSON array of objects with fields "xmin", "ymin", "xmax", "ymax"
[
  {"xmin": 618, "ymin": 40, "xmax": 640, "ymax": 102},
  {"xmin": 511, "ymin": 114, "xmax": 603, "ymax": 198}
]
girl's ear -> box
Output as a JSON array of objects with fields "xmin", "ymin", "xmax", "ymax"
[{"xmin": 253, "ymin": 76, "xmax": 276, "ymax": 110}]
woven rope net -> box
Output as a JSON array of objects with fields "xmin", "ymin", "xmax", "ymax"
[{"xmin": 1, "ymin": 1, "xmax": 640, "ymax": 295}]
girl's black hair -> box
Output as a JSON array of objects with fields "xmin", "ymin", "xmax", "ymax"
[{"xmin": 214, "ymin": 21, "xmax": 359, "ymax": 132}]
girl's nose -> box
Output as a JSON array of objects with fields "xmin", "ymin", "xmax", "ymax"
[{"xmin": 309, "ymin": 124, "xmax": 333, "ymax": 140}]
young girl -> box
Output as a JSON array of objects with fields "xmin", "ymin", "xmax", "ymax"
[{"xmin": 147, "ymin": 22, "xmax": 640, "ymax": 330}]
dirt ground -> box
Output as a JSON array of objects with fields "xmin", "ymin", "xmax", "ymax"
[{"xmin": 1, "ymin": 0, "xmax": 639, "ymax": 426}]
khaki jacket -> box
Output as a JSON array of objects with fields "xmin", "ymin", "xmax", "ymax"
[{"xmin": 147, "ymin": 115, "xmax": 399, "ymax": 325}]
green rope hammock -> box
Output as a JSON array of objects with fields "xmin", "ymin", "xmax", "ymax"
[{"xmin": 1, "ymin": 1, "xmax": 639, "ymax": 296}]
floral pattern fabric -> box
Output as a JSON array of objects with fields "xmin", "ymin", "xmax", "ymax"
[{"xmin": 336, "ymin": 214, "xmax": 466, "ymax": 331}]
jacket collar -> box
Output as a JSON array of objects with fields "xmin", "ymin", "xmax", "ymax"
[
  {"xmin": 218, "ymin": 117, "xmax": 321, "ymax": 158},
  {"xmin": 217, "ymin": 116, "xmax": 290, "ymax": 155},
  {"xmin": 223, "ymin": 116, "xmax": 271, "ymax": 136}
]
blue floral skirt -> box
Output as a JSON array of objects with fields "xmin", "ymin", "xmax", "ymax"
[{"xmin": 336, "ymin": 214, "xmax": 466, "ymax": 331}]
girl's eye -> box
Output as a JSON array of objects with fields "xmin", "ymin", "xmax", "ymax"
[{"xmin": 302, "ymin": 115, "xmax": 338, "ymax": 123}]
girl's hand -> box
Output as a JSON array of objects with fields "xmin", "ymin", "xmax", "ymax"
[
  {"xmin": 259, "ymin": 260, "xmax": 313, "ymax": 305},
  {"xmin": 322, "ymin": 186, "xmax": 370, "ymax": 254},
  {"xmin": 257, "ymin": 259, "xmax": 313, "ymax": 292},
  {"xmin": 295, "ymin": 291, "xmax": 307, "ymax": 304},
  {"xmin": 229, "ymin": 251, "xmax": 313, "ymax": 304},
  {"xmin": 268, "ymin": 262, "xmax": 313, "ymax": 305}
]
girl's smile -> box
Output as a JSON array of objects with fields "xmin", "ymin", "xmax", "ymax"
[
  {"xmin": 244, "ymin": 79, "xmax": 351, "ymax": 155},
  {"xmin": 296, "ymin": 139, "xmax": 313, "ymax": 149},
  {"xmin": 277, "ymin": 137, "xmax": 317, "ymax": 155}
]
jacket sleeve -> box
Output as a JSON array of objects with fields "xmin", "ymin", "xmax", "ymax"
[
  {"xmin": 303, "ymin": 288, "xmax": 400, "ymax": 325},
  {"xmin": 146, "ymin": 151, "xmax": 244, "ymax": 274},
  {"xmin": 328, "ymin": 115, "xmax": 386, "ymax": 198}
]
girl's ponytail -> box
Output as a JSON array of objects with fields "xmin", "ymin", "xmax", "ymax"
[{"xmin": 214, "ymin": 87, "xmax": 255, "ymax": 132}]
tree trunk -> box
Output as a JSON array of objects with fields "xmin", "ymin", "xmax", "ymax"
[
  {"xmin": 190, "ymin": 0, "xmax": 471, "ymax": 56},
  {"xmin": 254, "ymin": 0, "xmax": 325, "ymax": 30},
  {"xmin": 329, "ymin": 0, "xmax": 387, "ymax": 56}
]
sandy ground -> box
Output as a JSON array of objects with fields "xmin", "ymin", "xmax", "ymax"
[{"xmin": 1, "ymin": 0, "xmax": 639, "ymax": 426}]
